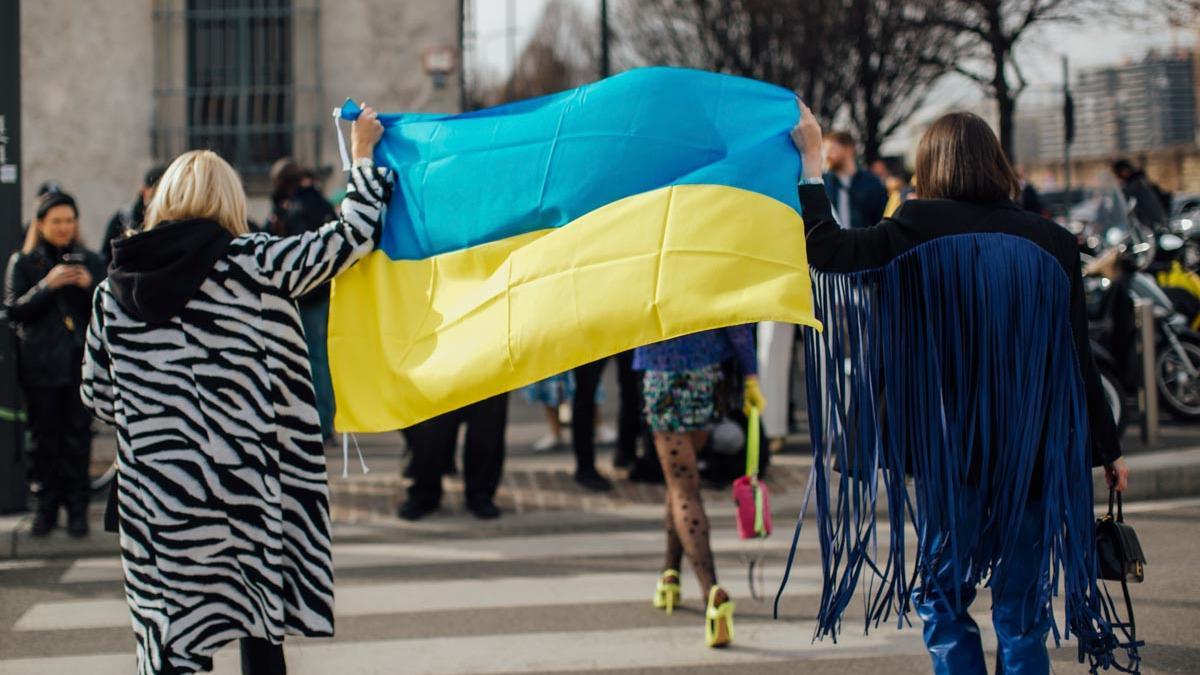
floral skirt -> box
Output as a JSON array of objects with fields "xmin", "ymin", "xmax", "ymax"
[{"xmin": 642, "ymin": 364, "xmax": 723, "ymax": 433}]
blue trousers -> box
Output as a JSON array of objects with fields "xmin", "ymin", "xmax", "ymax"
[
  {"xmin": 912, "ymin": 489, "xmax": 1051, "ymax": 675},
  {"xmin": 299, "ymin": 297, "xmax": 336, "ymax": 440}
]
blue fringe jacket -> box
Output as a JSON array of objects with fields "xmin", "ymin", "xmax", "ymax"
[{"xmin": 778, "ymin": 184, "xmax": 1132, "ymax": 673}]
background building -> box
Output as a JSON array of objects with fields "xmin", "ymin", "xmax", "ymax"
[
  {"xmin": 20, "ymin": 0, "xmax": 462, "ymax": 246},
  {"xmin": 1016, "ymin": 48, "xmax": 1199, "ymax": 191}
]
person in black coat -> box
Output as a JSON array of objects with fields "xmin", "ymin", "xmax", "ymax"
[
  {"xmin": 4, "ymin": 193, "xmax": 105, "ymax": 537},
  {"xmin": 99, "ymin": 165, "xmax": 167, "ymax": 266},
  {"xmin": 1112, "ymin": 158, "xmax": 1169, "ymax": 230}
]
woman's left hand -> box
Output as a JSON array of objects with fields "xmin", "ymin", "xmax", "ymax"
[{"xmin": 744, "ymin": 376, "xmax": 767, "ymax": 416}]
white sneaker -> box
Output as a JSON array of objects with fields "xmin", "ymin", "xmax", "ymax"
[
  {"xmin": 532, "ymin": 434, "xmax": 565, "ymax": 453},
  {"xmin": 596, "ymin": 424, "xmax": 618, "ymax": 445}
]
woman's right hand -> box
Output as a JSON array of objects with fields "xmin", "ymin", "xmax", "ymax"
[
  {"xmin": 351, "ymin": 104, "xmax": 384, "ymax": 161},
  {"xmin": 43, "ymin": 264, "xmax": 81, "ymax": 290},
  {"xmin": 791, "ymin": 98, "xmax": 824, "ymax": 180},
  {"xmin": 1105, "ymin": 457, "xmax": 1130, "ymax": 492}
]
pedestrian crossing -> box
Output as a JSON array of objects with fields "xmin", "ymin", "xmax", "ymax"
[
  {"xmin": 0, "ymin": 523, "xmax": 1073, "ymax": 674},
  {"xmin": 55, "ymin": 526, "xmax": 830, "ymax": 584}
]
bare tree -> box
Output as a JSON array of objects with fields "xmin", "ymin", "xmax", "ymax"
[
  {"xmin": 616, "ymin": 0, "xmax": 854, "ymax": 123},
  {"xmin": 842, "ymin": 0, "xmax": 966, "ymax": 161},
  {"xmin": 906, "ymin": 0, "xmax": 1115, "ymax": 159},
  {"xmin": 616, "ymin": 0, "xmax": 968, "ymax": 161},
  {"xmin": 501, "ymin": 0, "xmax": 598, "ymax": 103}
]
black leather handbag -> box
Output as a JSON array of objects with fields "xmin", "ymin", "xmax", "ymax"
[
  {"xmin": 1093, "ymin": 487, "xmax": 1145, "ymax": 673},
  {"xmin": 1096, "ymin": 488, "xmax": 1146, "ymax": 583}
]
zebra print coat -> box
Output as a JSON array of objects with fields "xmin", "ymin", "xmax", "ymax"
[{"xmin": 81, "ymin": 165, "xmax": 393, "ymax": 674}]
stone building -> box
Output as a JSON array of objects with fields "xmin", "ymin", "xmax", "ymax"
[
  {"xmin": 1015, "ymin": 48, "xmax": 1200, "ymax": 192},
  {"xmin": 19, "ymin": 0, "xmax": 462, "ymax": 246}
]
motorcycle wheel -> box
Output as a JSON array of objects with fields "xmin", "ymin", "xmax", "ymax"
[
  {"xmin": 1156, "ymin": 331, "xmax": 1200, "ymax": 421},
  {"xmin": 1097, "ymin": 363, "xmax": 1128, "ymax": 437}
]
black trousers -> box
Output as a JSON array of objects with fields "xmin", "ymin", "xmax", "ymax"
[
  {"xmin": 403, "ymin": 393, "xmax": 508, "ymax": 505},
  {"xmin": 571, "ymin": 352, "xmax": 642, "ymax": 472},
  {"xmin": 239, "ymin": 637, "xmax": 286, "ymax": 675},
  {"xmin": 23, "ymin": 384, "xmax": 92, "ymax": 516},
  {"xmin": 162, "ymin": 638, "xmax": 284, "ymax": 675}
]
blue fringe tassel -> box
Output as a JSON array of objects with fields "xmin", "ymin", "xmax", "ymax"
[{"xmin": 775, "ymin": 233, "xmax": 1136, "ymax": 672}]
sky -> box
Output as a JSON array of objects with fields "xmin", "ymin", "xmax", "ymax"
[{"xmin": 469, "ymin": 0, "xmax": 1192, "ymax": 94}]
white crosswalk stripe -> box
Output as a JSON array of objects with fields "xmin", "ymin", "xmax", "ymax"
[
  {"xmin": 15, "ymin": 567, "xmax": 826, "ymax": 632},
  {"xmin": 3, "ymin": 520, "xmax": 1084, "ymax": 675},
  {"xmin": 57, "ymin": 526, "xmax": 839, "ymax": 584}
]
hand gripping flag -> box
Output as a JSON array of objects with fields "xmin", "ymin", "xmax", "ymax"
[{"xmin": 331, "ymin": 67, "xmax": 820, "ymax": 431}]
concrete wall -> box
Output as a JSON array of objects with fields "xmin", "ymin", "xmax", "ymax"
[
  {"xmin": 318, "ymin": 0, "xmax": 461, "ymax": 175},
  {"xmin": 20, "ymin": 0, "xmax": 461, "ymax": 248},
  {"xmin": 21, "ymin": 0, "xmax": 155, "ymax": 248}
]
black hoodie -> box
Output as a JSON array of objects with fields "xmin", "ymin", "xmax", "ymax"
[{"xmin": 108, "ymin": 218, "xmax": 234, "ymax": 324}]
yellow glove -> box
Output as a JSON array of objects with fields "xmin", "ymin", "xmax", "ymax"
[{"xmin": 743, "ymin": 376, "xmax": 767, "ymax": 417}]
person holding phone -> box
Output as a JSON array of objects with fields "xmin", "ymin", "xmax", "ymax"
[{"xmin": 4, "ymin": 192, "xmax": 105, "ymax": 537}]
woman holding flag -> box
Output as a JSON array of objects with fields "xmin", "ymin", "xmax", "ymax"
[
  {"xmin": 786, "ymin": 102, "xmax": 1133, "ymax": 674},
  {"xmin": 80, "ymin": 108, "xmax": 388, "ymax": 674}
]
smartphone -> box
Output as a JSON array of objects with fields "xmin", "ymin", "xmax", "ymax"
[{"xmin": 61, "ymin": 253, "xmax": 87, "ymax": 265}]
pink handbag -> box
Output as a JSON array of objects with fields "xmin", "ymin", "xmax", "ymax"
[{"xmin": 732, "ymin": 407, "xmax": 772, "ymax": 539}]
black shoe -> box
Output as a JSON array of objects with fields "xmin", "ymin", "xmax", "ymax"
[
  {"xmin": 397, "ymin": 499, "xmax": 439, "ymax": 521},
  {"xmin": 466, "ymin": 499, "xmax": 501, "ymax": 520},
  {"xmin": 30, "ymin": 510, "xmax": 56, "ymax": 537},
  {"xmin": 613, "ymin": 453, "xmax": 636, "ymax": 470},
  {"xmin": 67, "ymin": 513, "xmax": 89, "ymax": 538},
  {"xmin": 574, "ymin": 470, "xmax": 613, "ymax": 492}
]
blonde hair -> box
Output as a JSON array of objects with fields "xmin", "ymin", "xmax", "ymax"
[{"xmin": 145, "ymin": 150, "xmax": 249, "ymax": 236}]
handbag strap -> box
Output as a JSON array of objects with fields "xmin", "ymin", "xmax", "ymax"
[
  {"xmin": 1122, "ymin": 576, "xmax": 1136, "ymax": 643},
  {"xmin": 1107, "ymin": 486, "xmax": 1125, "ymax": 522},
  {"xmin": 745, "ymin": 406, "xmax": 760, "ymax": 478}
]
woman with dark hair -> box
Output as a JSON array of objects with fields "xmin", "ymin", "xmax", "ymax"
[
  {"xmin": 4, "ymin": 193, "xmax": 105, "ymax": 537},
  {"xmin": 784, "ymin": 106, "xmax": 1132, "ymax": 674}
]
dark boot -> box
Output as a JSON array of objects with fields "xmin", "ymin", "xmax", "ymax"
[
  {"xmin": 30, "ymin": 504, "xmax": 57, "ymax": 537},
  {"xmin": 66, "ymin": 507, "xmax": 89, "ymax": 538}
]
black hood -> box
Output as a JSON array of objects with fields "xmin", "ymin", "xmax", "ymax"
[{"xmin": 108, "ymin": 218, "xmax": 233, "ymax": 323}]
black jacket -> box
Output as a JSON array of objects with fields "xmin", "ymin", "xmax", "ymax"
[
  {"xmin": 100, "ymin": 196, "xmax": 146, "ymax": 266},
  {"xmin": 1121, "ymin": 172, "xmax": 1168, "ymax": 229},
  {"xmin": 799, "ymin": 184, "xmax": 1121, "ymax": 467},
  {"xmin": 4, "ymin": 242, "xmax": 105, "ymax": 387},
  {"xmin": 822, "ymin": 169, "xmax": 889, "ymax": 229}
]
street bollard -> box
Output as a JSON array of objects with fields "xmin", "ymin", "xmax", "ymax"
[{"xmin": 1136, "ymin": 299, "xmax": 1159, "ymax": 446}]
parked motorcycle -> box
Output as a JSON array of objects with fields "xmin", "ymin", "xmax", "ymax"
[{"xmin": 1080, "ymin": 189, "xmax": 1200, "ymax": 422}]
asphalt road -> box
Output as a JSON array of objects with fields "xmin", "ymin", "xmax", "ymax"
[{"xmin": 1, "ymin": 496, "xmax": 1197, "ymax": 674}]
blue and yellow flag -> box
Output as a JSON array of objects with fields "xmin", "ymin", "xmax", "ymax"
[{"xmin": 331, "ymin": 67, "xmax": 819, "ymax": 431}]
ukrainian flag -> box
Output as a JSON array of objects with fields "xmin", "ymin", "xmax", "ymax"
[{"xmin": 331, "ymin": 67, "xmax": 819, "ymax": 431}]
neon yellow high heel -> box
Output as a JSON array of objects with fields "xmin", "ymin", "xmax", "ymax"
[
  {"xmin": 705, "ymin": 585, "xmax": 735, "ymax": 648},
  {"xmin": 652, "ymin": 569, "xmax": 682, "ymax": 615}
]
